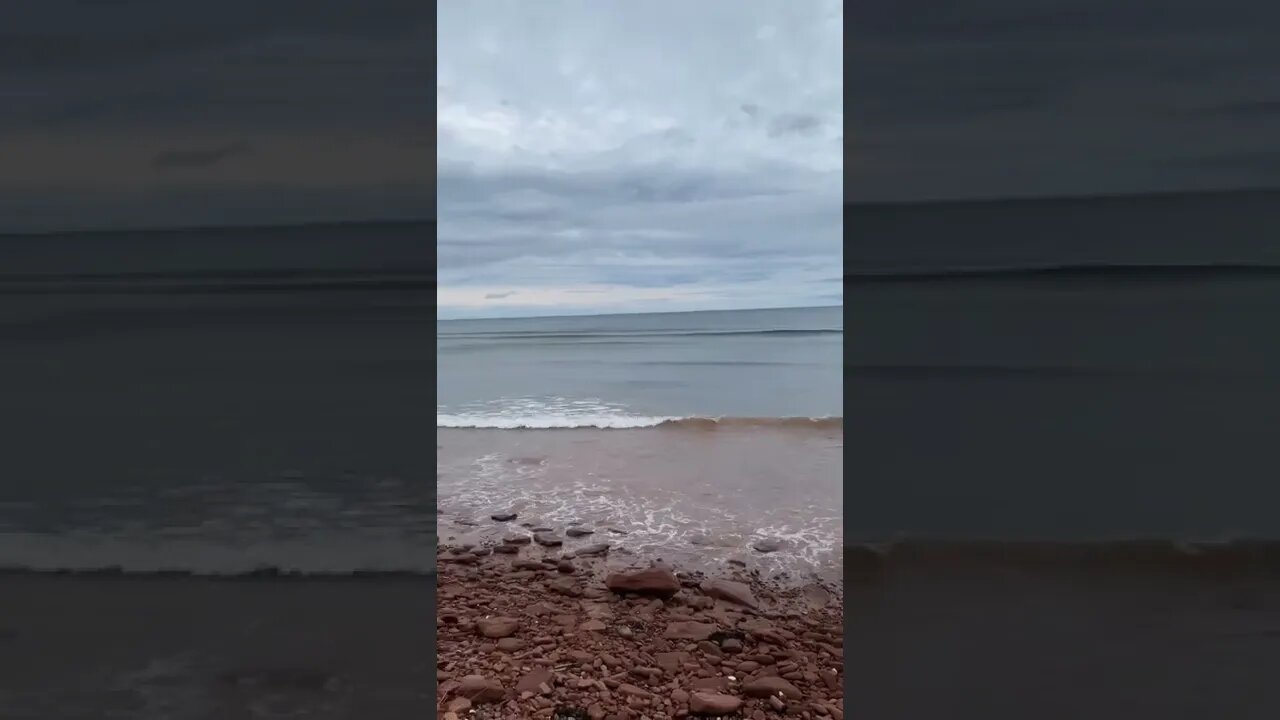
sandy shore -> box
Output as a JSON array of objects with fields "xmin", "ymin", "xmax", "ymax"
[
  {"xmin": 0, "ymin": 574, "xmax": 432, "ymax": 719},
  {"xmin": 436, "ymin": 532, "xmax": 844, "ymax": 720}
]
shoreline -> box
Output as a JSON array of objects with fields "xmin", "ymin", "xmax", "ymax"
[{"xmin": 436, "ymin": 534, "xmax": 843, "ymax": 720}]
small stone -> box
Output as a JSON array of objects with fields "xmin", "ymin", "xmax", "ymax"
[
  {"xmin": 742, "ymin": 676, "xmax": 803, "ymax": 699},
  {"xmin": 575, "ymin": 543, "xmax": 611, "ymax": 557},
  {"xmin": 477, "ymin": 616, "xmax": 519, "ymax": 638},
  {"xmin": 605, "ymin": 568, "xmax": 681, "ymax": 598},
  {"xmin": 580, "ymin": 619, "xmax": 607, "ymax": 632},
  {"xmin": 721, "ymin": 638, "xmax": 743, "ymax": 653},
  {"xmin": 550, "ymin": 577, "xmax": 581, "ymax": 596},
  {"xmin": 671, "ymin": 688, "xmax": 690, "ymax": 703},
  {"xmin": 566, "ymin": 527, "xmax": 595, "ymax": 537},
  {"xmin": 700, "ymin": 579, "xmax": 760, "ymax": 610},
  {"xmin": 689, "ymin": 692, "xmax": 742, "ymax": 715},
  {"xmin": 557, "ymin": 560, "xmax": 575, "ymax": 573},
  {"xmin": 496, "ymin": 637, "xmax": 525, "ymax": 652},
  {"xmin": 516, "ymin": 667, "xmax": 554, "ymax": 695},
  {"xmin": 491, "ymin": 513, "xmax": 518, "ymax": 522},
  {"xmin": 535, "ymin": 533, "xmax": 563, "ymax": 547},
  {"xmin": 493, "ymin": 544, "xmax": 520, "ymax": 554},
  {"xmin": 503, "ymin": 534, "xmax": 532, "ymax": 545},
  {"xmin": 446, "ymin": 697, "xmax": 472, "ymax": 713},
  {"xmin": 663, "ymin": 621, "xmax": 717, "ymax": 641},
  {"xmin": 457, "ymin": 675, "xmax": 506, "ymax": 704},
  {"xmin": 769, "ymin": 695, "xmax": 786, "ymax": 711}
]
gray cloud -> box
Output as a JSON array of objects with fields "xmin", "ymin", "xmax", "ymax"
[
  {"xmin": 0, "ymin": 0, "xmax": 431, "ymax": 231},
  {"xmin": 438, "ymin": 0, "xmax": 841, "ymax": 318},
  {"xmin": 849, "ymin": 0, "xmax": 1280, "ymax": 201}
]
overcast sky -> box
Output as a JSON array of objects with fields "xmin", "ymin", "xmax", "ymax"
[
  {"xmin": 0, "ymin": 0, "xmax": 431, "ymax": 234},
  {"xmin": 850, "ymin": 0, "xmax": 1280, "ymax": 202},
  {"xmin": 437, "ymin": 1, "xmax": 842, "ymax": 319}
]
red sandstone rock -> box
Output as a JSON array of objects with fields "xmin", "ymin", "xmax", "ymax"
[
  {"xmin": 605, "ymin": 568, "xmax": 680, "ymax": 598},
  {"xmin": 690, "ymin": 691, "xmax": 743, "ymax": 715}
]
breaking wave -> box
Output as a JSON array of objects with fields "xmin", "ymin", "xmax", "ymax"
[{"xmin": 437, "ymin": 414, "xmax": 842, "ymax": 430}]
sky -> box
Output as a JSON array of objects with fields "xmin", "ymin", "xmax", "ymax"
[
  {"xmin": 437, "ymin": 1, "xmax": 842, "ymax": 319},
  {"xmin": 850, "ymin": 0, "xmax": 1280, "ymax": 202},
  {"xmin": 0, "ymin": 0, "xmax": 432, "ymax": 234}
]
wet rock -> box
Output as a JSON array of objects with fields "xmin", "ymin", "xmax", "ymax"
[
  {"xmin": 700, "ymin": 579, "xmax": 760, "ymax": 610},
  {"xmin": 491, "ymin": 513, "xmax": 517, "ymax": 522},
  {"xmin": 655, "ymin": 651, "xmax": 691, "ymax": 673},
  {"xmin": 557, "ymin": 560, "xmax": 575, "ymax": 573},
  {"xmin": 503, "ymin": 534, "xmax": 532, "ymax": 545},
  {"xmin": 689, "ymin": 692, "xmax": 742, "ymax": 715},
  {"xmin": 457, "ymin": 674, "xmax": 506, "ymax": 704},
  {"xmin": 513, "ymin": 559, "xmax": 545, "ymax": 571},
  {"xmin": 574, "ymin": 543, "xmax": 611, "ymax": 557},
  {"xmin": 550, "ymin": 577, "xmax": 581, "ymax": 596},
  {"xmin": 580, "ymin": 619, "xmax": 607, "ymax": 633},
  {"xmin": 605, "ymin": 567, "xmax": 680, "ymax": 598},
  {"xmin": 495, "ymin": 637, "xmax": 525, "ymax": 652},
  {"xmin": 566, "ymin": 527, "xmax": 595, "ymax": 537},
  {"xmin": 477, "ymin": 617, "xmax": 519, "ymax": 638},
  {"xmin": 721, "ymin": 638, "xmax": 743, "ymax": 653},
  {"xmin": 493, "ymin": 544, "xmax": 520, "ymax": 554},
  {"xmin": 742, "ymin": 676, "xmax": 803, "ymax": 699},
  {"xmin": 534, "ymin": 532, "xmax": 563, "ymax": 547}
]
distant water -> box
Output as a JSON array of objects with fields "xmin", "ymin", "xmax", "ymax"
[
  {"xmin": 437, "ymin": 306, "xmax": 844, "ymax": 584},
  {"xmin": 0, "ymin": 222, "xmax": 433, "ymax": 575},
  {"xmin": 846, "ymin": 190, "xmax": 1280, "ymax": 554}
]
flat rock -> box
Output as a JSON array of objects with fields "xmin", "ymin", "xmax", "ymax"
[
  {"xmin": 574, "ymin": 543, "xmax": 611, "ymax": 557},
  {"xmin": 700, "ymin": 579, "xmax": 759, "ymax": 609},
  {"xmin": 550, "ymin": 577, "xmax": 581, "ymax": 596},
  {"xmin": 491, "ymin": 513, "xmax": 517, "ymax": 522},
  {"xmin": 689, "ymin": 692, "xmax": 742, "ymax": 715},
  {"xmin": 493, "ymin": 544, "xmax": 519, "ymax": 554},
  {"xmin": 565, "ymin": 527, "xmax": 594, "ymax": 537},
  {"xmin": 503, "ymin": 535, "xmax": 532, "ymax": 545},
  {"xmin": 742, "ymin": 676, "xmax": 803, "ymax": 699},
  {"xmin": 663, "ymin": 621, "xmax": 717, "ymax": 641},
  {"xmin": 534, "ymin": 533, "xmax": 563, "ymax": 547},
  {"xmin": 605, "ymin": 567, "xmax": 680, "ymax": 598},
  {"xmin": 457, "ymin": 675, "xmax": 506, "ymax": 704},
  {"xmin": 515, "ymin": 667, "xmax": 554, "ymax": 695},
  {"xmin": 477, "ymin": 616, "xmax": 519, "ymax": 638}
]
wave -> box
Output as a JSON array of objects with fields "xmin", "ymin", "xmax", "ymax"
[
  {"xmin": 437, "ymin": 414, "xmax": 843, "ymax": 430},
  {"xmin": 846, "ymin": 263, "xmax": 1280, "ymax": 284},
  {"xmin": 844, "ymin": 537, "xmax": 1280, "ymax": 575}
]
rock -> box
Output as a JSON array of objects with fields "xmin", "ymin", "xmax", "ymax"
[
  {"xmin": 700, "ymin": 579, "xmax": 760, "ymax": 610},
  {"xmin": 655, "ymin": 651, "xmax": 690, "ymax": 674},
  {"xmin": 457, "ymin": 675, "xmax": 506, "ymax": 704},
  {"xmin": 496, "ymin": 637, "xmax": 525, "ymax": 652},
  {"xmin": 607, "ymin": 527, "xmax": 629, "ymax": 534},
  {"xmin": 752, "ymin": 538, "xmax": 784, "ymax": 553},
  {"xmin": 566, "ymin": 527, "xmax": 594, "ymax": 537},
  {"xmin": 580, "ymin": 619, "xmax": 607, "ymax": 632},
  {"xmin": 575, "ymin": 543, "xmax": 611, "ymax": 557},
  {"xmin": 557, "ymin": 560, "xmax": 575, "ymax": 573},
  {"xmin": 742, "ymin": 676, "xmax": 803, "ymax": 699},
  {"xmin": 516, "ymin": 667, "xmax": 554, "ymax": 694},
  {"xmin": 491, "ymin": 513, "xmax": 517, "ymax": 522},
  {"xmin": 692, "ymin": 677, "xmax": 731, "ymax": 692},
  {"xmin": 672, "ymin": 688, "xmax": 690, "ymax": 703},
  {"xmin": 689, "ymin": 692, "xmax": 742, "ymax": 715},
  {"xmin": 769, "ymin": 695, "xmax": 786, "ymax": 711},
  {"xmin": 503, "ymin": 535, "xmax": 532, "ymax": 545},
  {"xmin": 493, "ymin": 544, "xmax": 519, "ymax": 554},
  {"xmin": 477, "ymin": 616, "xmax": 519, "ymax": 638},
  {"xmin": 663, "ymin": 621, "xmax": 717, "ymax": 641},
  {"xmin": 550, "ymin": 577, "xmax": 581, "ymax": 596},
  {"xmin": 534, "ymin": 533, "xmax": 563, "ymax": 547},
  {"xmin": 513, "ymin": 559, "xmax": 545, "ymax": 571},
  {"xmin": 721, "ymin": 638, "xmax": 743, "ymax": 653},
  {"xmin": 618, "ymin": 683, "xmax": 653, "ymax": 699},
  {"xmin": 445, "ymin": 697, "xmax": 472, "ymax": 713},
  {"xmin": 605, "ymin": 568, "xmax": 680, "ymax": 598}
]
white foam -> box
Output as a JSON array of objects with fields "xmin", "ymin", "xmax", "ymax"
[{"xmin": 437, "ymin": 395, "xmax": 679, "ymax": 429}]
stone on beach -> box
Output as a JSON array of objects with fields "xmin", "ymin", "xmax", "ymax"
[
  {"xmin": 604, "ymin": 567, "xmax": 680, "ymax": 598},
  {"xmin": 689, "ymin": 691, "xmax": 743, "ymax": 715},
  {"xmin": 663, "ymin": 621, "xmax": 717, "ymax": 640},
  {"xmin": 700, "ymin": 578, "xmax": 760, "ymax": 609},
  {"xmin": 565, "ymin": 527, "xmax": 594, "ymax": 537},
  {"xmin": 476, "ymin": 616, "xmax": 519, "ymax": 638},
  {"xmin": 491, "ymin": 512, "xmax": 517, "ymax": 522},
  {"xmin": 743, "ymin": 675, "xmax": 804, "ymax": 699},
  {"xmin": 502, "ymin": 534, "xmax": 531, "ymax": 545},
  {"xmin": 573, "ymin": 542, "xmax": 610, "ymax": 557},
  {"xmin": 457, "ymin": 675, "xmax": 506, "ymax": 703},
  {"xmin": 534, "ymin": 532, "xmax": 563, "ymax": 547},
  {"xmin": 752, "ymin": 537, "xmax": 784, "ymax": 553}
]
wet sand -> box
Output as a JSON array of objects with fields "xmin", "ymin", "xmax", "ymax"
[{"xmin": 0, "ymin": 575, "xmax": 432, "ymax": 719}]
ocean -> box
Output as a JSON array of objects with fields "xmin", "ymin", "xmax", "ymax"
[
  {"xmin": 436, "ymin": 305, "xmax": 844, "ymax": 584},
  {"xmin": 0, "ymin": 222, "xmax": 433, "ymax": 718}
]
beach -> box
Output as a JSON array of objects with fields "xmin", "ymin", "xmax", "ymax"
[{"xmin": 436, "ymin": 532, "xmax": 843, "ymax": 719}]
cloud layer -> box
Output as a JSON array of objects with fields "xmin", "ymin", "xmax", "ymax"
[
  {"xmin": 0, "ymin": 0, "xmax": 431, "ymax": 232},
  {"xmin": 437, "ymin": 0, "xmax": 842, "ymax": 318},
  {"xmin": 849, "ymin": 0, "xmax": 1280, "ymax": 201}
]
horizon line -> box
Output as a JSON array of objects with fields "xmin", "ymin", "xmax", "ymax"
[{"xmin": 437, "ymin": 303, "xmax": 842, "ymax": 322}]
